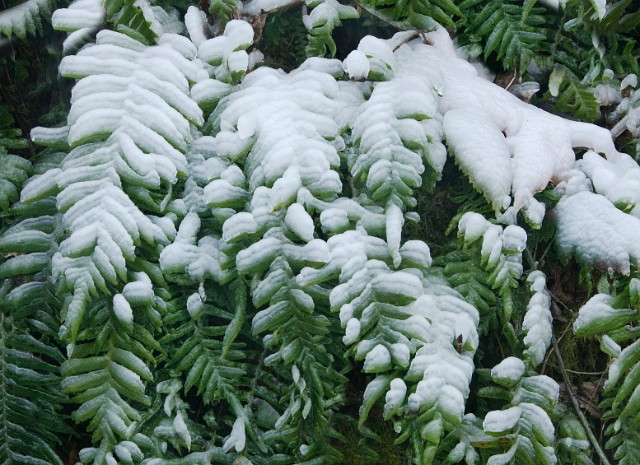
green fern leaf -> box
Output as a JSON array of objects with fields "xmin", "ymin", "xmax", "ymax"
[
  {"xmin": 552, "ymin": 78, "xmax": 600, "ymax": 123},
  {"xmin": 465, "ymin": 0, "xmax": 547, "ymax": 71}
]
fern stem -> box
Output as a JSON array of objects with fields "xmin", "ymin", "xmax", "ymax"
[{"xmin": 551, "ymin": 331, "xmax": 612, "ymax": 465}]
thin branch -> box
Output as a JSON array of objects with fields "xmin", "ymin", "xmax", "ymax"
[
  {"xmin": 355, "ymin": 1, "xmax": 415, "ymax": 31},
  {"xmin": 563, "ymin": 369, "xmax": 606, "ymax": 376},
  {"xmin": 551, "ymin": 331, "xmax": 612, "ymax": 465},
  {"xmin": 392, "ymin": 31, "xmax": 420, "ymax": 52}
]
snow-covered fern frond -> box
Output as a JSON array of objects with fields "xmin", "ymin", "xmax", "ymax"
[
  {"xmin": 456, "ymin": 212, "xmax": 526, "ymax": 325},
  {"xmin": 197, "ymin": 51, "xmax": 351, "ymax": 460},
  {"xmin": 0, "ymin": 153, "xmax": 30, "ymax": 213},
  {"xmin": 574, "ymin": 276, "xmax": 640, "ymax": 465},
  {"xmin": 476, "ymin": 357, "xmax": 560, "ymax": 465},
  {"xmin": 20, "ymin": 25, "xmax": 207, "ymax": 464},
  {"xmin": 302, "ymin": 0, "xmax": 358, "ymax": 57},
  {"xmin": 0, "ymin": 0, "xmax": 55, "ymax": 39}
]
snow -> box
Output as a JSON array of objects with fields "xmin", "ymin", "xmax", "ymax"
[
  {"xmin": 285, "ymin": 203, "xmax": 315, "ymax": 242},
  {"xmin": 197, "ymin": 20, "xmax": 253, "ymax": 83},
  {"xmin": 223, "ymin": 417, "xmax": 246, "ymax": 453},
  {"xmin": 364, "ymin": 344, "xmax": 392, "ymax": 373},
  {"xmin": 389, "ymin": 342, "xmax": 410, "ymax": 368},
  {"xmin": 579, "ymin": 150, "xmax": 640, "ymax": 217},
  {"xmin": 574, "ymin": 293, "xmax": 636, "ymax": 337},
  {"xmin": 523, "ymin": 271, "xmax": 552, "ymax": 366},
  {"xmin": 222, "ymin": 211, "xmax": 258, "ymax": 243},
  {"xmin": 414, "ymin": 26, "xmax": 621, "ymax": 213},
  {"xmin": 555, "ymin": 191, "xmax": 640, "ymax": 274},
  {"xmin": 184, "ymin": 6, "xmax": 207, "ymax": 47},
  {"xmin": 399, "ymin": 240, "xmax": 432, "ymax": 270},
  {"xmin": 357, "ymin": 35, "xmax": 396, "ymax": 81},
  {"xmin": 520, "ymin": 375, "xmax": 559, "ymax": 403},
  {"xmin": 458, "ymin": 212, "xmax": 491, "ymax": 244},
  {"xmin": 520, "ymin": 403, "xmax": 555, "ymax": 444},
  {"xmin": 242, "ymin": 0, "xmax": 297, "ymax": 14},
  {"xmin": 384, "ymin": 378, "xmax": 407, "ymax": 412},
  {"xmin": 122, "ymin": 280, "xmax": 154, "ymax": 305},
  {"xmin": 319, "ymin": 208, "xmax": 350, "ymax": 233},
  {"xmin": 491, "ymin": 357, "xmax": 525, "ymax": 386},
  {"xmin": 600, "ymin": 334, "xmax": 621, "ymax": 358},
  {"xmin": 343, "ymin": 318, "xmax": 361, "ymax": 345},
  {"xmin": 52, "ymin": 0, "xmax": 105, "ymax": 31},
  {"xmin": 204, "ymin": 179, "xmax": 248, "ymax": 208},
  {"xmin": 385, "ymin": 204, "xmax": 403, "ymax": 267},
  {"xmin": 483, "ymin": 406, "xmax": 522, "ymax": 434},
  {"xmin": 113, "ymin": 293, "xmax": 134, "ymax": 326},
  {"xmin": 187, "ymin": 292, "xmax": 204, "ymax": 319},
  {"xmin": 236, "ymin": 236, "xmax": 281, "ymax": 274},
  {"xmin": 501, "ymin": 225, "xmax": 527, "ymax": 253},
  {"xmin": 343, "ymin": 50, "xmax": 370, "ymax": 80},
  {"xmin": 444, "ymin": 108, "xmax": 512, "ymax": 212},
  {"xmin": 621, "ymin": 74, "xmax": 638, "ymax": 90}
]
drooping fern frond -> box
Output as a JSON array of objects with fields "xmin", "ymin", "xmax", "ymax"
[
  {"xmin": 0, "ymin": 0, "xmax": 55, "ymax": 39},
  {"xmin": 475, "ymin": 357, "xmax": 560, "ymax": 465},
  {"xmin": 303, "ymin": 0, "xmax": 358, "ymax": 57},
  {"xmin": 573, "ymin": 275, "xmax": 640, "ymax": 465},
  {"xmin": 456, "ymin": 212, "xmax": 526, "ymax": 326},
  {"xmin": 198, "ymin": 53, "xmax": 351, "ymax": 461},
  {"xmin": 0, "ymin": 151, "xmax": 69, "ymax": 465},
  {"xmin": 19, "ymin": 17, "xmax": 207, "ymax": 462}
]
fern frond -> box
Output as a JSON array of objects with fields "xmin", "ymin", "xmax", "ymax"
[
  {"xmin": 304, "ymin": 0, "xmax": 358, "ymax": 57},
  {"xmin": 199, "ymin": 58, "xmax": 351, "ymax": 460},
  {"xmin": 552, "ymin": 77, "xmax": 600, "ymax": 123},
  {"xmin": 360, "ymin": 0, "xmax": 463, "ymax": 30},
  {"xmin": 573, "ymin": 275, "xmax": 640, "ymax": 465},
  {"xmin": 461, "ymin": 0, "xmax": 547, "ymax": 72},
  {"xmin": 21, "ymin": 27, "xmax": 206, "ymax": 464},
  {"xmin": 0, "ymin": 153, "xmax": 30, "ymax": 214},
  {"xmin": 25, "ymin": 29, "xmax": 204, "ymax": 344},
  {"xmin": 474, "ymin": 357, "xmax": 560, "ymax": 465},
  {"xmin": 0, "ymin": 281, "xmax": 67, "ymax": 465},
  {"xmin": 457, "ymin": 212, "xmax": 526, "ymax": 324},
  {"xmin": 0, "ymin": 0, "xmax": 55, "ymax": 39},
  {"xmin": 0, "ymin": 152, "xmax": 68, "ymax": 465}
]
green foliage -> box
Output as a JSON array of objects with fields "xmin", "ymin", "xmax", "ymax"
[
  {"xmin": 0, "ymin": 151, "xmax": 69, "ymax": 465},
  {"xmin": 105, "ymin": 0, "xmax": 161, "ymax": 44},
  {"xmin": 359, "ymin": 0, "xmax": 463, "ymax": 31},
  {"xmin": 548, "ymin": 71, "xmax": 600, "ymax": 123},
  {"xmin": 460, "ymin": 0, "xmax": 547, "ymax": 72},
  {"xmin": 4, "ymin": 0, "xmax": 640, "ymax": 464},
  {"xmin": 573, "ymin": 275, "xmax": 640, "ymax": 465}
]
